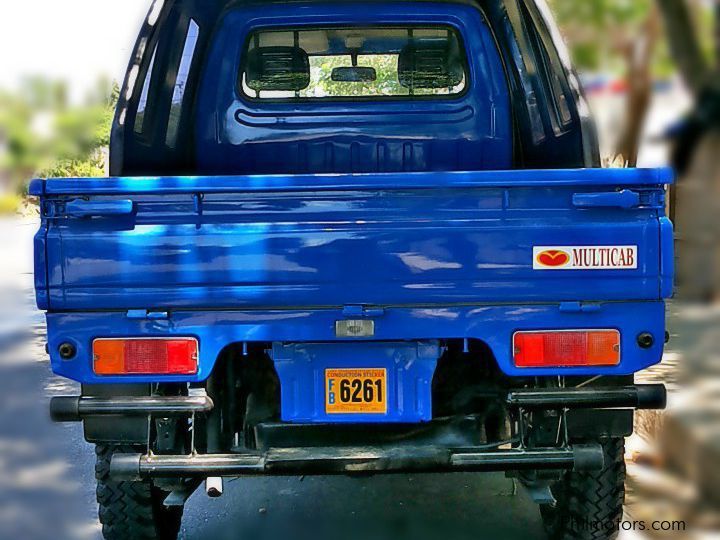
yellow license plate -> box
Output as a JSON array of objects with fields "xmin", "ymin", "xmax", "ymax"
[{"xmin": 325, "ymin": 368, "xmax": 387, "ymax": 414}]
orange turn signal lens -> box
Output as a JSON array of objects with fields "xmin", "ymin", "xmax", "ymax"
[
  {"xmin": 93, "ymin": 338, "xmax": 198, "ymax": 375},
  {"xmin": 513, "ymin": 330, "xmax": 620, "ymax": 368}
]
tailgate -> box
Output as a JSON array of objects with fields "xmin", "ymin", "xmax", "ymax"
[{"xmin": 31, "ymin": 168, "xmax": 674, "ymax": 311}]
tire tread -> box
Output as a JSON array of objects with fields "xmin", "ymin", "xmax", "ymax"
[
  {"xmin": 95, "ymin": 445, "xmax": 182, "ymax": 540},
  {"xmin": 542, "ymin": 438, "xmax": 626, "ymax": 540}
]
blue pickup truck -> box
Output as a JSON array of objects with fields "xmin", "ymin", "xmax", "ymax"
[{"xmin": 33, "ymin": 0, "xmax": 673, "ymax": 538}]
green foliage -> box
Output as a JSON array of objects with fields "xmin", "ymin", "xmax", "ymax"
[
  {"xmin": 548, "ymin": 0, "xmax": 714, "ymax": 78},
  {"xmin": 56, "ymin": 105, "xmax": 112, "ymax": 155},
  {"xmin": 0, "ymin": 77, "xmax": 118, "ymax": 199},
  {"xmin": 19, "ymin": 77, "xmax": 70, "ymax": 111},
  {"xmin": 303, "ymin": 55, "xmax": 407, "ymax": 98},
  {"xmin": 695, "ymin": 2, "xmax": 718, "ymax": 68},
  {"xmin": 40, "ymin": 156, "xmax": 107, "ymax": 180},
  {"xmin": 0, "ymin": 92, "xmax": 38, "ymax": 182},
  {"xmin": 548, "ymin": 0, "xmax": 658, "ymax": 73},
  {"xmin": 298, "ymin": 54, "xmax": 461, "ymax": 98}
]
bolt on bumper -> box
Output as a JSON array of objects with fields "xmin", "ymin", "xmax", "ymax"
[{"xmin": 110, "ymin": 443, "xmax": 605, "ymax": 481}]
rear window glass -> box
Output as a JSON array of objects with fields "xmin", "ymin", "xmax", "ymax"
[{"xmin": 239, "ymin": 27, "xmax": 468, "ymax": 100}]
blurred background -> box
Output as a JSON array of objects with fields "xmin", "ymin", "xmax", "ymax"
[{"xmin": 0, "ymin": 0, "xmax": 719, "ymax": 538}]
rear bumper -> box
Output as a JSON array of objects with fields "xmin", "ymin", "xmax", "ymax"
[
  {"xmin": 51, "ymin": 384, "xmax": 666, "ymax": 423},
  {"xmin": 507, "ymin": 384, "xmax": 666, "ymax": 410},
  {"xmin": 45, "ymin": 300, "xmax": 667, "ymax": 384},
  {"xmin": 55, "ymin": 385, "xmax": 665, "ymax": 477},
  {"xmin": 110, "ymin": 444, "xmax": 606, "ymax": 480},
  {"xmin": 49, "ymin": 395, "xmax": 214, "ymax": 422}
]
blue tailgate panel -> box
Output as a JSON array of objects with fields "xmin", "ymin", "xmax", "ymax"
[
  {"xmin": 33, "ymin": 169, "xmax": 672, "ymax": 311},
  {"xmin": 32, "ymin": 168, "xmax": 674, "ymax": 389}
]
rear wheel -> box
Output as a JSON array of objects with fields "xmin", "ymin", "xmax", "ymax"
[
  {"xmin": 541, "ymin": 438, "xmax": 626, "ymax": 540},
  {"xmin": 95, "ymin": 445, "xmax": 183, "ymax": 540}
]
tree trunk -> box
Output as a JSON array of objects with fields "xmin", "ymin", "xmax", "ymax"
[
  {"xmin": 656, "ymin": 0, "xmax": 709, "ymax": 95},
  {"xmin": 658, "ymin": 0, "xmax": 720, "ymax": 299},
  {"xmin": 614, "ymin": 9, "xmax": 660, "ymax": 167},
  {"xmin": 715, "ymin": 1, "xmax": 720, "ymax": 73},
  {"xmin": 673, "ymin": 131, "xmax": 720, "ymax": 300}
]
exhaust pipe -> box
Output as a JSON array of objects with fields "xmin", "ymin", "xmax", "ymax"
[{"xmin": 206, "ymin": 477, "xmax": 223, "ymax": 497}]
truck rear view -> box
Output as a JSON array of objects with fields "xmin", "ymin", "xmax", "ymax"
[{"xmin": 34, "ymin": 1, "xmax": 674, "ymax": 539}]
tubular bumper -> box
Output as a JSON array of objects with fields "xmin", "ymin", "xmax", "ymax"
[
  {"xmin": 110, "ymin": 443, "xmax": 605, "ymax": 481},
  {"xmin": 49, "ymin": 384, "xmax": 665, "ymax": 423},
  {"xmin": 506, "ymin": 384, "xmax": 667, "ymax": 410},
  {"xmin": 49, "ymin": 395, "xmax": 214, "ymax": 422}
]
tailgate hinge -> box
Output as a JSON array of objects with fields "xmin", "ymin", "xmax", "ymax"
[
  {"xmin": 126, "ymin": 309, "xmax": 169, "ymax": 320},
  {"xmin": 342, "ymin": 305, "xmax": 385, "ymax": 318}
]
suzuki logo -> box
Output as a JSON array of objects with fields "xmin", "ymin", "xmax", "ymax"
[{"xmin": 536, "ymin": 249, "xmax": 571, "ymax": 268}]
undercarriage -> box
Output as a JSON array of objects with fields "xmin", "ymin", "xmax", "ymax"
[{"xmin": 51, "ymin": 340, "xmax": 666, "ymax": 492}]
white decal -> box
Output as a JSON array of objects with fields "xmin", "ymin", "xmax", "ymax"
[{"xmin": 533, "ymin": 246, "xmax": 638, "ymax": 270}]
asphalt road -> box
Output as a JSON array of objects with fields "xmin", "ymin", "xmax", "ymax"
[{"xmin": 0, "ymin": 219, "xmax": 547, "ymax": 540}]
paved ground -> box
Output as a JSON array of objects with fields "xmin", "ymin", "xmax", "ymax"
[{"xmin": 0, "ymin": 219, "xmax": 549, "ymax": 540}]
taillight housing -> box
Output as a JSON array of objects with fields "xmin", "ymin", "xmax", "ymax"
[
  {"xmin": 93, "ymin": 338, "xmax": 198, "ymax": 375},
  {"xmin": 513, "ymin": 330, "xmax": 620, "ymax": 368}
]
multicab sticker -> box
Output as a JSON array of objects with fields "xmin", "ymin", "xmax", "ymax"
[{"xmin": 533, "ymin": 246, "xmax": 638, "ymax": 270}]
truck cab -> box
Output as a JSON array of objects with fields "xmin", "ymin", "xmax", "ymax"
[
  {"xmin": 34, "ymin": 1, "xmax": 673, "ymax": 539},
  {"xmin": 114, "ymin": 0, "xmax": 597, "ymax": 177}
]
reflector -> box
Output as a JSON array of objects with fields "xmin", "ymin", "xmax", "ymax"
[
  {"xmin": 93, "ymin": 338, "xmax": 198, "ymax": 375},
  {"xmin": 513, "ymin": 330, "xmax": 620, "ymax": 368}
]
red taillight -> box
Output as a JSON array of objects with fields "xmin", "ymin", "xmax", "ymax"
[
  {"xmin": 93, "ymin": 338, "xmax": 198, "ymax": 375},
  {"xmin": 513, "ymin": 330, "xmax": 620, "ymax": 368}
]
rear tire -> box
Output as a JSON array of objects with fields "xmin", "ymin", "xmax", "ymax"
[
  {"xmin": 95, "ymin": 445, "xmax": 183, "ymax": 540},
  {"xmin": 541, "ymin": 438, "xmax": 626, "ymax": 540}
]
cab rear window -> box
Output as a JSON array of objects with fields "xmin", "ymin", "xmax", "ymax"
[{"xmin": 239, "ymin": 26, "xmax": 468, "ymax": 100}]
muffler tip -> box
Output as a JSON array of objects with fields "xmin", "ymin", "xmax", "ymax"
[
  {"xmin": 571, "ymin": 443, "xmax": 605, "ymax": 472},
  {"xmin": 110, "ymin": 453, "xmax": 143, "ymax": 481},
  {"xmin": 49, "ymin": 396, "xmax": 81, "ymax": 422},
  {"xmin": 206, "ymin": 477, "xmax": 223, "ymax": 497},
  {"xmin": 636, "ymin": 384, "xmax": 667, "ymax": 410}
]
